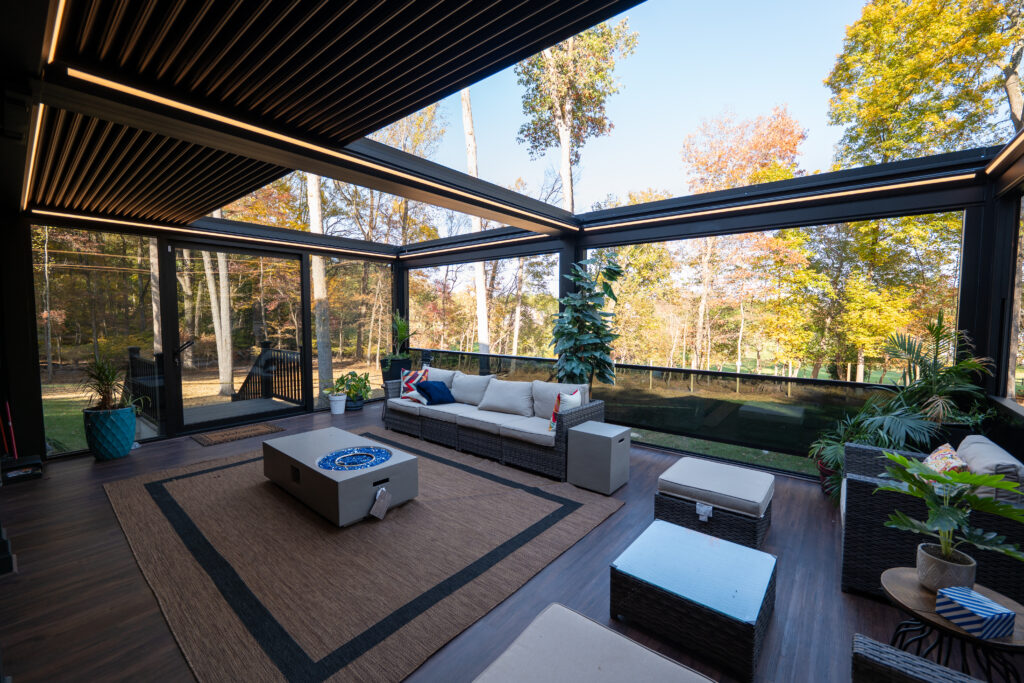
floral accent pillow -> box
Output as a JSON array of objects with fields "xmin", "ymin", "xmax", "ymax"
[
  {"xmin": 923, "ymin": 443, "xmax": 968, "ymax": 474},
  {"xmin": 548, "ymin": 389, "xmax": 582, "ymax": 431},
  {"xmin": 400, "ymin": 368, "xmax": 429, "ymax": 404}
]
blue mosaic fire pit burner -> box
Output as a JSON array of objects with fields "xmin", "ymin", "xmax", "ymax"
[{"xmin": 317, "ymin": 446, "xmax": 392, "ymax": 471}]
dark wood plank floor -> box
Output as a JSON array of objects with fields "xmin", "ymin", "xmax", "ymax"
[{"xmin": 0, "ymin": 405, "xmax": 931, "ymax": 681}]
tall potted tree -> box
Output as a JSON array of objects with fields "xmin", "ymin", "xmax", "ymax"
[
  {"xmin": 80, "ymin": 357, "xmax": 137, "ymax": 461},
  {"xmin": 380, "ymin": 311, "xmax": 415, "ymax": 382},
  {"xmin": 551, "ymin": 256, "xmax": 623, "ymax": 385}
]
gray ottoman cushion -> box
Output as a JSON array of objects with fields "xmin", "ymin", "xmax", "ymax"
[
  {"xmin": 658, "ymin": 456, "xmax": 774, "ymax": 518},
  {"xmin": 473, "ymin": 603, "xmax": 713, "ymax": 683}
]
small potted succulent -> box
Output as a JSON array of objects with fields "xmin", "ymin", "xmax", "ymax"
[
  {"xmin": 877, "ymin": 452, "xmax": 1024, "ymax": 591},
  {"xmin": 80, "ymin": 357, "xmax": 139, "ymax": 461},
  {"xmin": 323, "ymin": 377, "xmax": 348, "ymax": 415},
  {"xmin": 341, "ymin": 371, "xmax": 372, "ymax": 411}
]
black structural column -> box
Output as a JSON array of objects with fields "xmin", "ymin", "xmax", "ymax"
[
  {"xmin": 557, "ymin": 232, "xmax": 585, "ymax": 309},
  {"xmin": 300, "ymin": 255, "xmax": 314, "ymax": 411},
  {"xmin": 957, "ymin": 188, "xmax": 1021, "ymax": 396},
  {"xmin": 156, "ymin": 238, "xmax": 184, "ymax": 435}
]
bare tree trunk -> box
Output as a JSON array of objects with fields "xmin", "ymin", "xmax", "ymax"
[
  {"xmin": 177, "ymin": 249, "xmax": 195, "ymax": 368},
  {"xmin": 307, "ymin": 173, "xmax": 333, "ymax": 405},
  {"xmin": 356, "ymin": 263, "xmax": 368, "ymax": 360},
  {"xmin": 693, "ymin": 238, "xmax": 715, "ymax": 369},
  {"xmin": 202, "ymin": 246, "xmax": 233, "ymax": 397},
  {"xmin": 511, "ymin": 257, "xmax": 524, "ymax": 356},
  {"xmin": 1002, "ymin": 36, "xmax": 1023, "ymax": 131},
  {"xmin": 542, "ymin": 43, "xmax": 575, "ymax": 213},
  {"xmin": 149, "ymin": 238, "xmax": 162, "ymax": 354},
  {"xmin": 461, "ymin": 87, "xmax": 490, "ymax": 354},
  {"xmin": 856, "ymin": 347, "xmax": 865, "ymax": 383},
  {"xmin": 43, "ymin": 226, "xmax": 53, "ymax": 382}
]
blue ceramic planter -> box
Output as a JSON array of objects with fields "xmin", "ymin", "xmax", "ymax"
[{"xmin": 83, "ymin": 407, "xmax": 136, "ymax": 461}]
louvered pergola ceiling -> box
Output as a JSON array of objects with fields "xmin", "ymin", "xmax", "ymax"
[{"xmin": 25, "ymin": 0, "xmax": 643, "ymax": 231}]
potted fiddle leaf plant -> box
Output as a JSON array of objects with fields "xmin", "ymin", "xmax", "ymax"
[
  {"xmin": 380, "ymin": 311, "xmax": 415, "ymax": 382},
  {"xmin": 80, "ymin": 357, "xmax": 139, "ymax": 461},
  {"xmin": 877, "ymin": 452, "xmax": 1024, "ymax": 591},
  {"xmin": 342, "ymin": 371, "xmax": 372, "ymax": 411},
  {"xmin": 550, "ymin": 256, "xmax": 623, "ymax": 386}
]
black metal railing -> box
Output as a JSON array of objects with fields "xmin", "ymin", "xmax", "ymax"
[
  {"xmin": 411, "ymin": 348, "xmax": 889, "ymax": 459},
  {"xmin": 234, "ymin": 341, "xmax": 303, "ymax": 405},
  {"xmin": 125, "ymin": 346, "xmax": 165, "ymax": 423}
]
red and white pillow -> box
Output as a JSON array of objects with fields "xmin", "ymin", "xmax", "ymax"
[
  {"xmin": 548, "ymin": 389, "xmax": 582, "ymax": 431},
  {"xmin": 400, "ymin": 368, "xmax": 429, "ymax": 404}
]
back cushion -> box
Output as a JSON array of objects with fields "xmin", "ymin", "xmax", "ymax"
[
  {"xmin": 477, "ymin": 379, "xmax": 534, "ymax": 417},
  {"xmin": 450, "ymin": 373, "xmax": 495, "ymax": 406},
  {"xmin": 958, "ymin": 435, "xmax": 1024, "ymax": 504},
  {"xmin": 532, "ymin": 380, "xmax": 589, "ymax": 419},
  {"xmin": 424, "ymin": 367, "xmax": 457, "ymax": 388}
]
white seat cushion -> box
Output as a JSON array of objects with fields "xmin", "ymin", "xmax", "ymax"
[
  {"xmin": 658, "ymin": 456, "xmax": 775, "ymax": 518},
  {"xmin": 419, "ymin": 403, "xmax": 478, "ymax": 423},
  {"xmin": 387, "ymin": 398, "xmax": 421, "ymax": 415},
  {"xmin": 456, "ymin": 409, "xmax": 518, "ymax": 434},
  {"xmin": 478, "ymin": 379, "xmax": 534, "ymax": 416},
  {"xmin": 473, "ymin": 604, "xmax": 712, "ymax": 683},
  {"xmin": 499, "ymin": 416, "xmax": 556, "ymax": 448},
  {"xmin": 532, "ymin": 381, "xmax": 589, "ymax": 420}
]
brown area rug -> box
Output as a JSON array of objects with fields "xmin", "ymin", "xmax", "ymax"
[
  {"xmin": 190, "ymin": 422, "xmax": 284, "ymax": 446},
  {"xmin": 106, "ymin": 426, "xmax": 622, "ymax": 682}
]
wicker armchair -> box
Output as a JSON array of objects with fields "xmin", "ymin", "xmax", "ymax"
[
  {"xmin": 842, "ymin": 443, "xmax": 1024, "ymax": 603},
  {"xmin": 382, "ymin": 380, "xmax": 605, "ymax": 481},
  {"xmin": 851, "ymin": 634, "xmax": 982, "ymax": 682}
]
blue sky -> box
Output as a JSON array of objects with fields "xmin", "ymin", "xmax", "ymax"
[{"xmin": 415, "ymin": 0, "xmax": 868, "ymax": 210}]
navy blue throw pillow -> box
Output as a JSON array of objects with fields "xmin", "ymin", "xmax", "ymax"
[{"xmin": 414, "ymin": 380, "xmax": 455, "ymax": 405}]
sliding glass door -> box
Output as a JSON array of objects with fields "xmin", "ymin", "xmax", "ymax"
[{"xmin": 173, "ymin": 245, "xmax": 305, "ymax": 427}]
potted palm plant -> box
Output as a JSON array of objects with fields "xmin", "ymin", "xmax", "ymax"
[
  {"xmin": 877, "ymin": 452, "xmax": 1024, "ymax": 591},
  {"xmin": 342, "ymin": 371, "xmax": 372, "ymax": 411},
  {"xmin": 380, "ymin": 311, "xmax": 415, "ymax": 382},
  {"xmin": 80, "ymin": 357, "xmax": 138, "ymax": 461}
]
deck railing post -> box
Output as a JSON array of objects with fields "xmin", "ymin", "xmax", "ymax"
[{"xmin": 259, "ymin": 341, "xmax": 273, "ymax": 399}]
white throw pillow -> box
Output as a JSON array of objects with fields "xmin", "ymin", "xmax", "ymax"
[
  {"xmin": 548, "ymin": 389, "xmax": 582, "ymax": 431},
  {"xmin": 478, "ymin": 379, "xmax": 534, "ymax": 417}
]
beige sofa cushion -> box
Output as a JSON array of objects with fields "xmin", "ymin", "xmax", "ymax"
[
  {"xmin": 456, "ymin": 409, "xmax": 518, "ymax": 434},
  {"xmin": 423, "ymin": 367, "xmax": 458, "ymax": 388},
  {"xmin": 387, "ymin": 398, "xmax": 421, "ymax": 415},
  {"xmin": 473, "ymin": 603, "xmax": 712, "ymax": 683},
  {"xmin": 499, "ymin": 416, "xmax": 556, "ymax": 447},
  {"xmin": 658, "ymin": 456, "xmax": 775, "ymax": 518},
  {"xmin": 419, "ymin": 403, "xmax": 479, "ymax": 423},
  {"xmin": 451, "ymin": 372, "xmax": 495, "ymax": 406},
  {"xmin": 532, "ymin": 381, "xmax": 589, "ymax": 420},
  {"xmin": 478, "ymin": 379, "xmax": 534, "ymax": 417},
  {"xmin": 958, "ymin": 435, "xmax": 1023, "ymax": 503}
]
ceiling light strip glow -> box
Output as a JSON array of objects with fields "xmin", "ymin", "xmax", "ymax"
[
  {"xmin": 20, "ymin": 104, "xmax": 45, "ymax": 210},
  {"xmin": 30, "ymin": 209, "xmax": 394, "ymax": 259},
  {"xmin": 585, "ymin": 173, "xmax": 978, "ymax": 231},
  {"xmin": 398, "ymin": 233, "xmax": 548, "ymax": 259},
  {"xmin": 65, "ymin": 69, "xmax": 578, "ymax": 232},
  {"xmin": 46, "ymin": 0, "xmax": 67, "ymax": 64},
  {"xmin": 985, "ymin": 129, "xmax": 1024, "ymax": 176}
]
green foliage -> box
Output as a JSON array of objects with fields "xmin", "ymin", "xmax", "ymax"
[
  {"xmin": 884, "ymin": 310, "xmax": 993, "ymax": 423},
  {"xmin": 79, "ymin": 357, "xmax": 127, "ymax": 411},
  {"xmin": 515, "ymin": 20, "xmax": 637, "ymax": 165},
  {"xmin": 384, "ymin": 310, "xmax": 415, "ymax": 361},
  {"xmin": 325, "ymin": 371, "xmax": 372, "ymax": 401},
  {"xmin": 878, "ymin": 452, "xmax": 1024, "ymax": 562},
  {"xmin": 551, "ymin": 257, "xmax": 623, "ymax": 385}
]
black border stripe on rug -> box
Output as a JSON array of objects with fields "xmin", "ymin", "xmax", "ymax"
[{"xmin": 143, "ymin": 431, "xmax": 582, "ymax": 682}]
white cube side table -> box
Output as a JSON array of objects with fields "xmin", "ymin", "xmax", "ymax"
[{"xmin": 567, "ymin": 421, "xmax": 631, "ymax": 495}]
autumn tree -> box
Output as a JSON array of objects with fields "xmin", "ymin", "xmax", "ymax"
[{"xmin": 515, "ymin": 20, "xmax": 637, "ymax": 212}]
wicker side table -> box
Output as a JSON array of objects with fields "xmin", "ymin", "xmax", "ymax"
[{"xmin": 610, "ymin": 521, "xmax": 777, "ymax": 682}]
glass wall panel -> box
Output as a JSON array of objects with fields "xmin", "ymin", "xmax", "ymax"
[
  {"xmin": 1011, "ymin": 199, "xmax": 1024, "ymax": 404},
  {"xmin": 311, "ymin": 257, "xmax": 392, "ymax": 407},
  {"xmin": 175, "ymin": 248, "xmax": 303, "ymax": 425},
  {"xmin": 33, "ymin": 226, "xmax": 165, "ymax": 455},
  {"xmin": 409, "ymin": 254, "xmax": 559, "ymax": 357}
]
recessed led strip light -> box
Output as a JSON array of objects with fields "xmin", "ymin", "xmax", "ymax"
[
  {"xmin": 398, "ymin": 233, "xmax": 549, "ymax": 259},
  {"xmin": 30, "ymin": 210, "xmax": 395, "ymax": 259},
  {"xmin": 65, "ymin": 69, "xmax": 578, "ymax": 232},
  {"xmin": 46, "ymin": 0, "xmax": 67, "ymax": 64},
  {"xmin": 20, "ymin": 104, "xmax": 45, "ymax": 210},
  {"xmin": 585, "ymin": 173, "xmax": 979, "ymax": 231},
  {"xmin": 985, "ymin": 128, "xmax": 1024, "ymax": 176}
]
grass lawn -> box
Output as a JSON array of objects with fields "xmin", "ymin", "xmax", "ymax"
[
  {"xmin": 42, "ymin": 396, "xmax": 90, "ymax": 454},
  {"xmin": 630, "ymin": 428, "xmax": 819, "ymax": 477}
]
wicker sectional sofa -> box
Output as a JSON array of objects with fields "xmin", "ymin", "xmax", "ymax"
[
  {"xmin": 841, "ymin": 440, "xmax": 1024, "ymax": 603},
  {"xmin": 383, "ymin": 370, "xmax": 605, "ymax": 481}
]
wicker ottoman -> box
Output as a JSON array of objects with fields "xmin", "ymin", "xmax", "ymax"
[
  {"xmin": 610, "ymin": 521, "xmax": 777, "ymax": 682},
  {"xmin": 655, "ymin": 457, "xmax": 774, "ymax": 548}
]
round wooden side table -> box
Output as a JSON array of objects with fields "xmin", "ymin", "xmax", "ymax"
[{"xmin": 881, "ymin": 567, "xmax": 1024, "ymax": 682}]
